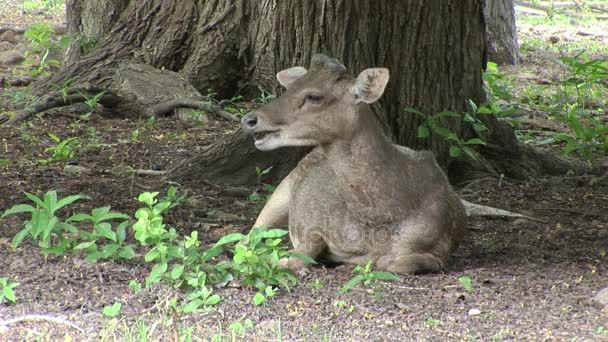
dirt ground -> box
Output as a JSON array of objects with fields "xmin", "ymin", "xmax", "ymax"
[{"xmin": 1, "ymin": 3, "xmax": 608, "ymax": 342}]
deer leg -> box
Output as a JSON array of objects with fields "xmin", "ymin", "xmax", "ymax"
[
  {"xmin": 250, "ymin": 172, "xmax": 293, "ymax": 230},
  {"xmin": 376, "ymin": 253, "xmax": 445, "ymax": 274},
  {"xmin": 279, "ymin": 230, "xmax": 327, "ymax": 270}
]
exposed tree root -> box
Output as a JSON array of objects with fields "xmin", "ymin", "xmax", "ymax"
[
  {"xmin": 0, "ymin": 314, "xmax": 85, "ymax": 333},
  {"xmin": 4, "ymin": 86, "xmax": 121, "ymax": 125},
  {"xmin": 144, "ymin": 98, "xmax": 239, "ymax": 122}
]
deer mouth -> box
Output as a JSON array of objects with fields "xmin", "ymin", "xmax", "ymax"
[{"xmin": 253, "ymin": 129, "xmax": 280, "ymax": 143}]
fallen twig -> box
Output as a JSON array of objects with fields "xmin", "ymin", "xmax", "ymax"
[
  {"xmin": 0, "ymin": 314, "xmax": 85, "ymax": 333},
  {"xmin": 462, "ymin": 199, "xmax": 548, "ymax": 223},
  {"xmin": 533, "ymin": 207, "xmax": 604, "ymax": 217},
  {"xmin": 110, "ymin": 164, "xmax": 167, "ymax": 177}
]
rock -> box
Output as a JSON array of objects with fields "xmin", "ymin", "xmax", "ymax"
[
  {"xmin": 591, "ymin": 286, "xmax": 608, "ymax": 310},
  {"xmin": 0, "ymin": 30, "xmax": 17, "ymax": 43},
  {"xmin": 14, "ymin": 43, "xmax": 27, "ymax": 54},
  {"xmin": 63, "ymin": 164, "xmax": 92, "ymax": 175},
  {"xmin": 217, "ymin": 212, "xmax": 240, "ymax": 221},
  {"xmin": 0, "ymin": 50, "xmax": 25, "ymax": 65},
  {"xmin": 468, "ymin": 308, "xmax": 482, "ymax": 316},
  {"xmin": 54, "ymin": 23, "xmax": 67, "ymax": 35},
  {"xmin": 9, "ymin": 258, "xmax": 25, "ymax": 271},
  {"xmin": 0, "ymin": 41, "xmax": 14, "ymax": 52}
]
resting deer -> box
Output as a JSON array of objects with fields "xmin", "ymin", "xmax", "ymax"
[{"xmin": 241, "ymin": 54, "xmax": 466, "ymax": 274}]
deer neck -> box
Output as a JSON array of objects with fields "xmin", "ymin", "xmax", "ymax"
[{"xmin": 320, "ymin": 108, "xmax": 398, "ymax": 211}]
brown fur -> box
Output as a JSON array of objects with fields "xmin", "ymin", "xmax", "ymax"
[{"xmin": 242, "ymin": 54, "xmax": 466, "ymax": 273}]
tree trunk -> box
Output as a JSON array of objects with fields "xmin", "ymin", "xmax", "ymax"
[
  {"xmin": 15, "ymin": 0, "xmax": 583, "ymax": 186},
  {"xmin": 484, "ymin": 0, "xmax": 519, "ymax": 65}
]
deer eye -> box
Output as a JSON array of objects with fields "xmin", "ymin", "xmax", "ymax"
[{"xmin": 305, "ymin": 94, "xmax": 324, "ymax": 103}]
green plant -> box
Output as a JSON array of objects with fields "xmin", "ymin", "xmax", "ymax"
[
  {"xmin": 228, "ymin": 317, "xmax": 255, "ymax": 338},
  {"xmin": 23, "ymin": 0, "xmax": 63, "ymax": 10},
  {"xmin": 23, "ymin": 23, "xmax": 62, "ymax": 77},
  {"xmin": 190, "ymin": 110, "xmax": 207, "ymax": 126},
  {"xmin": 1, "ymin": 190, "xmax": 90, "ymax": 254},
  {"xmin": 51, "ymin": 76, "xmax": 80, "ymax": 101},
  {"xmin": 553, "ymin": 51, "xmax": 608, "ymax": 110},
  {"xmin": 0, "ymin": 159, "xmax": 11, "ymax": 166},
  {"xmin": 0, "ymin": 190, "xmax": 136, "ymax": 260},
  {"xmin": 182, "ymin": 287, "xmax": 221, "ymax": 313},
  {"xmin": 484, "ymin": 61, "xmax": 513, "ymax": 102},
  {"xmin": 225, "ymin": 106, "xmax": 248, "ymax": 118},
  {"xmin": 252, "ymin": 286, "xmax": 277, "ymax": 306},
  {"xmin": 26, "ymin": 49, "xmax": 60, "ymax": 77},
  {"xmin": 553, "ymin": 105, "xmax": 608, "ymax": 166},
  {"xmin": 214, "ymin": 225, "xmax": 314, "ymax": 302},
  {"xmin": 333, "ymin": 299, "xmax": 356, "ymax": 313},
  {"xmin": 249, "ymin": 166, "xmax": 276, "ymax": 209},
  {"xmin": 305, "ymin": 278, "xmax": 324, "ymax": 289},
  {"xmin": 80, "ymin": 91, "xmax": 106, "ymax": 116},
  {"xmin": 103, "ymin": 302, "xmax": 122, "ymax": 317},
  {"xmin": 339, "ymin": 261, "xmax": 399, "ymax": 301},
  {"xmin": 23, "ymin": 23, "xmax": 55, "ymax": 54},
  {"xmin": 458, "ymin": 276, "xmax": 474, "ymax": 292},
  {"xmin": 255, "ymin": 89, "xmax": 275, "ymax": 103},
  {"xmin": 424, "ymin": 318, "xmax": 442, "ymax": 328},
  {"xmin": 68, "ymin": 206, "xmax": 134, "ymax": 262},
  {"xmin": 206, "ymin": 88, "xmax": 218, "ymax": 103},
  {"xmin": 0, "ymin": 277, "xmax": 19, "ymax": 304},
  {"xmin": 40, "ymin": 133, "xmax": 79, "ymax": 164},
  {"xmin": 2, "ymin": 87, "xmax": 37, "ymax": 110},
  {"xmin": 405, "ymin": 108, "xmax": 487, "ymax": 160},
  {"xmin": 128, "ymin": 280, "xmax": 142, "ymax": 293}
]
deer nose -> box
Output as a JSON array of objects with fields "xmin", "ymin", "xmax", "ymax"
[{"xmin": 242, "ymin": 112, "xmax": 258, "ymax": 131}]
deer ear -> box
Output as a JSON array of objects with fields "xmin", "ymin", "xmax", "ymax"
[
  {"xmin": 351, "ymin": 68, "xmax": 389, "ymax": 104},
  {"xmin": 276, "ymin": 67, "xmax": 308, "ymax": 89}
]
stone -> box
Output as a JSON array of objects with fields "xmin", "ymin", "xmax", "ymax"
[
  {"xmin": 591, "ymin": 286, "xmax": 608, "ymax": 310},
  {"xmin": 0, "ymin": 50, "xmax": 25, "ymax": 65},
  {"xmin": 0, "ymin": 30, "xmax": 17, "ymax": 43},
  {"xmin": 0, "ymin": 41, "xmax": 14, "ymax": 52},
  {"xmin": 468, "ymin": 308, "xmax": 482, "ymax": 316}
]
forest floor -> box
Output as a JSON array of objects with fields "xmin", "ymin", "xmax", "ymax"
[{"xmin": 1, "ymin": 3, "xmax": 608, "ymax": 342}]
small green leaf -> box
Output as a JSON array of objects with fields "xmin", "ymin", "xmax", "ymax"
[
  {"xmin": 288, "ymin": 253, "xmax": 317, "ymax": 264},
  {"xmin": 55, "ymin": 194, "xmax": 90, "ymax": 211},
  {"xmin": 449, "ymin": 146, "xmax": 462, "ymax": 158},
  {"xmin": 1, "ymin": 204, "xmax": 36, "ymax": 219},
  {"xmin": 73, "ymin": 241, "xmax": 96, "ymax": 250},
  {"xmin": 12, "ymin": 227, "xmax": 32, "ymax": 249},
  {"xmin": 255, "ymin": 229, "xmax": 288, "ymax": 240},
  {"xmin": 463, "ymin": 138, "xmax": 486, "ymax": 145},
  {"xmin": 252, "ymin": 292, "xmax": 265, "ymax": 306},
  {"xmin": 458, "ymin": 276, "xmax": 474, "ymax": 292},
  {"xmin": 205, "ymin": 295, "xmax": 221, "ymax": 306},
  {"xmin": 339, "ymin": 275, "xmax": 365, "ymax": 294},
  {"xmin": 102, "ymin": 302, "xmax": 122, "ymax": 317},
  {"xmin": 170, "ymin": 264, "xmax": 185, "ymax": 280},
  {"xmin": 213, "ymin": 233, "xmax": 247, "ymax": 247},
  {"xmin": 417, "ymin": 126, "xmax": 430, "ymax": 138},
  {"xmin": 3, "ymin": 287, "xmax": 16, "ymax": 303},
  {"xmin": 66, "ymin": 213, "xmax": 93, "ymax": 222}
]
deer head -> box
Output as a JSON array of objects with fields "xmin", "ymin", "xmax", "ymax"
[{"xmin": 242, "ymin": 54, "xmax": 389, "ymax": 151}]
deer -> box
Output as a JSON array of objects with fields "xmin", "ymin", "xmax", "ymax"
[{"xmin": 241, "ymin": 54, "xmax": 466, "ymax": 274}]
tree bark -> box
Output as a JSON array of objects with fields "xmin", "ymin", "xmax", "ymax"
[
  {"xmin": 13, "ymin": 0, "xmax": 583, "ymax": 186},
  {"xmin": 484, "ymin": 0, "xmax": 520, "ymax": 65}
]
